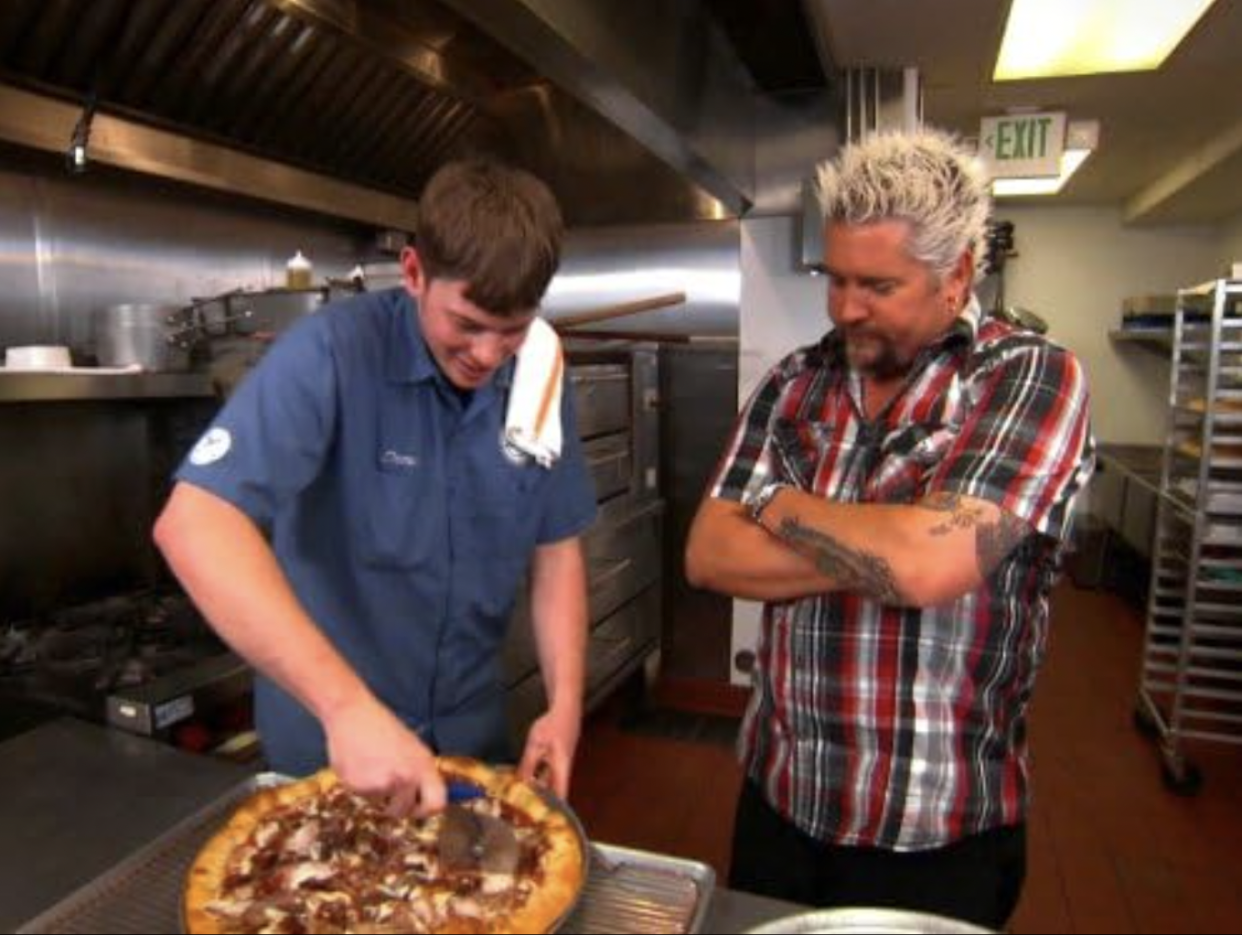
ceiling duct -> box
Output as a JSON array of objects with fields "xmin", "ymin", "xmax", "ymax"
[
  {"xmin": 798, "ymin": 66, "xmax": 921, "ymax": 272},
  {"xmin": 0, "ymin": 0, "xmax": 773, "ymax": 227}
]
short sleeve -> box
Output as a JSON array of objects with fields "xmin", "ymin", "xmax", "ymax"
[
  {"xmin": 928, "ymin": 341, "xmax": 1094, "ymax": 539},
  {"xmin": 710, "ymin": 358, "xmax": 795, "ymax": 503},
  {"xmin": 175, "ymin": 316, "xmax": 338, "ymax": 529}
]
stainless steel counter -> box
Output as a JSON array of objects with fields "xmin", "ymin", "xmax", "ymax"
[
  {"xmin": 0, "ymin": 718, "xmax": 253, "ymax": 932},
  {"xmin": 704, "ymin": 888, "xmax": 808, "ymax": 932},
  {"xmin": 1, "ymin": 718, "xmax": 803, "ymax": 934}
]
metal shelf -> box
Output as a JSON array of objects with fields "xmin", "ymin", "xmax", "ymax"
[
  {"xmin": 1137, "ymin": 277, "xmax": 1242, "ymax": 794},
  {"xmin": 1109, "ymin": 328, "xmax": 1173, "ymax": 355},
  {"xmin": 0, "ymin": 372, "xmax": 215, "ymax": 402}
]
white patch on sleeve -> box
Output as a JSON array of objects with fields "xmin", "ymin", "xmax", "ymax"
[{"xmin": 189, "ymin": 427, "xmax": 233, "ymax": 466}]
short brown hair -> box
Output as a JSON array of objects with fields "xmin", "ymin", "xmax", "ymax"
[{"xmin": 414, "ymin": 158, "xmax": 563, "ymax": 316}]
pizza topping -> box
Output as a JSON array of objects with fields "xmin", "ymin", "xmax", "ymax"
[{"xmin": 195, "ymin": 765, "xmax": 580, "ymax": 935}]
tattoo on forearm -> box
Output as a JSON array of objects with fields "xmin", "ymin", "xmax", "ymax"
[
  {"xmin": 976, "ymin": 510, "xmax": 1030, "ymax": 575},
  {"xmin": 924, "ymin": 492, "xmax": 986, "ymax": 535},
  {"xmin": 774, "ymin": 516, "xmax": 903, "ymax": 604},
  {"xmin": 921, "ymin": 492, "xmax": 1030, "ymax": 575}
]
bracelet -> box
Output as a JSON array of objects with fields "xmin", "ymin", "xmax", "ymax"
[{"xmin": 745, "ymin": 481, "xmax": 790, "ymax": 524}]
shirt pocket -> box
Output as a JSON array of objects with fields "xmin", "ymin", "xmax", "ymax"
[
  {"xmin": 867, "ymin": 423, "xmax": 955, "ymax": 502},
  {"xmin": 358, "ymin": 452, "xmax": 440, "ymax": 571},
  {"xmin": 467, "ymin": 459, "xmax": 544, "ymax": 617},
  {"xmin": 771, "ymin": 416, "xmax": 834, "ymax": 489}
]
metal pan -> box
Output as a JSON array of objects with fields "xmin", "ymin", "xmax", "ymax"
[{"xmin": 175, "ymin": 770, "xmax": 589, "ymax": 934}]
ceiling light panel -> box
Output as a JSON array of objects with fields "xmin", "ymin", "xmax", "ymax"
[{"xmin": 994, "ymin": 0, "xmax": 1218, "ymax": 80}]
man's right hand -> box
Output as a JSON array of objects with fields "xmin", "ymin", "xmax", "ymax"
[{"xmin": 323, "ymin": 694, "xmax": 447, "ymax": 818}]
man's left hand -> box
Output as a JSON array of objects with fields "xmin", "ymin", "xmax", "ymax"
[{"xmin": 517, "ymin": 705, "xmax": 581, "ymax": 799}]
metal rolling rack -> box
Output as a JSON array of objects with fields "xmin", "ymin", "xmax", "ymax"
[{"xmin": 1135, "ymin": 278, "xmax": 1242, "ymax": 794}]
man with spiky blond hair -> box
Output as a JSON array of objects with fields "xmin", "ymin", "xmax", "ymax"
[{"xmin": 688, "ymin": 129, "xmax": 1094, "ymax": 928}]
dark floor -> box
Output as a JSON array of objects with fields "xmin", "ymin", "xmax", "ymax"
[{"xmin": 567, "ymin": 583, "xmax": 1242, "ymax": 934}]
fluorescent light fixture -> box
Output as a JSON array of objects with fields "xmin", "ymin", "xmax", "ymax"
[
  {"xmin": 993, "ymin": 149, "xmax": 1092, "ymax": 197},
  {"xmin": 994, "ymin": 0, "xmax": 1218, "ymax": 80}
]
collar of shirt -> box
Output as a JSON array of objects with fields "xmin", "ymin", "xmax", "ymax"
[{"xmin": 382, "ymin": 288, "xmax": 515, "ymax": 394}]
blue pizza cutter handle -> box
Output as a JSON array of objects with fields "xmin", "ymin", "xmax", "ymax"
[{"xmin": 446, "ymin": 780, "xmax": 486, "ymax": 803}]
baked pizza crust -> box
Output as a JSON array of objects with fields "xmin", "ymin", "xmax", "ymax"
[
  {"xmin": 183, "ymin": 769, "xmax": 338, "ymax": 935},
  {"xmin": 437, "ymin": 757, "xmax": 585, "ymax": 932},
  {"xmin": 183, "ymin": 760, "xmax": 583, "ymax": 934}
]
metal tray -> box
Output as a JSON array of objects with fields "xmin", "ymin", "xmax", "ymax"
[{"xmin": 16, "ymin": 773, "xmax": 714, "ymax": 935}]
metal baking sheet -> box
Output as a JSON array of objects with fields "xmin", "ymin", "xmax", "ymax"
[{"xmin": 16, "ymin": 773, "xmax": 715, "ymax": 935}]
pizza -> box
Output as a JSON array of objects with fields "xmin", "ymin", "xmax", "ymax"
[{"xmin": 183, "ymin": 757, "xmax": 585, "ymax": 934}]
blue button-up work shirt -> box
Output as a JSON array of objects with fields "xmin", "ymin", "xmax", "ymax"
[{"xmin": 176, "ymin": 288, "xmax": 597, "ymax": 773}]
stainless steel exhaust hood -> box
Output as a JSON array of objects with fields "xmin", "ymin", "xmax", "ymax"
[{"xmin": 0, "ymin": 0, "xmax": 836, "ymax": 228}]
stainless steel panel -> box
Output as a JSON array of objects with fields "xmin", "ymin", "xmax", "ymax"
[
  {"xmin": 585, "ymin": 585, "xmax": 660, "ymax": 702},
  {"xmin": 0, "ymin": 405, "xmax": 153, "ymax": 618},
  {"xmin": 0, "ymin": 167, "xmax": 44, "ymax": 349},
  {"xmin": 1092, "ymin": 460, "xmax": 1126, "ymax": 530},
  {"xmin": 0, "ymin": 84, "xmax": 423, "ymax": 231},
  {"xmin": 585, "ymin": 503, "xmax": 663, "ymax": 623},
  {"xmin": 503, "ymin": 499, "xmax": 664, "ymax": 684},
  {"xmin": 440, "ymin": 0, "xmax": 755, "ymax": 213},
  {"xmin": 658, "ymin": 343, "xmax": 739, "ymax": 681},
  {"xmin": 0, "ymin": 373, "xmax": 213, "ymax": 402},
  {"xmin": 629, "ymin": 346, "xmax": 661, "ymax": 499},
  {"xmin": 1120, "ymin": 481, "xmax": 1158, "ymax": 558},
  {"xmin": 583, "ymin": 432, "xmax": 631, "ymax": 502},
  {"xmin": 571, "ymin": 364, "xmax": 630, "ymax": 438},
  {"xmin": 93, "ymin": 304, "xmax": 194, "ymax": 372},
  {"xmin": 0, "ymin": 0, "xmax": 777, "ymax": 227},
  {"xmin": 547, "ymin": 222, "xmax": 740, "ymax": 337},
  {"xmin": 584, "ymin": 499, "xmax": 663, "ymax": 576},
  {"xmin": 0, "ymin": 160, "xmax": 365, "ymax": 356}
]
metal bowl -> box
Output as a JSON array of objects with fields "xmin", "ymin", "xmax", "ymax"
[{"xmin": 746, "ymin": 907, "xmax": 996, "ymax": 934}]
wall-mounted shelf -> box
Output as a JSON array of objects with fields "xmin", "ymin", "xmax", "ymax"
[
  {"xmin": 0, "ymin": 372, "xmax": 215, "ymax": 403},
  {"xmin": 1109, "ymin": 328, "xmax": 1173, "ymax": 356}
]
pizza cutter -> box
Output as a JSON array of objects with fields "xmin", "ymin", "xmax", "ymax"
[{"xmin": 437, "ymin": 783, "xmax": 520, "ymax": 875}]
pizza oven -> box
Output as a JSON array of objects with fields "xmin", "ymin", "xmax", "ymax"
[{"xmin": 503, "ymin": 342, "xmax": 664, "ymax": 742}]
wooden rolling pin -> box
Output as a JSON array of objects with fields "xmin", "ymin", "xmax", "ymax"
[{"xmin": 551, "ymin": 291, "xmax": 686, "ymax": 330}]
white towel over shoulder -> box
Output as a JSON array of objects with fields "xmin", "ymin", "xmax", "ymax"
[{"xmin": 503, "ymin": 317, "xmax": 564, "ymax": 468}]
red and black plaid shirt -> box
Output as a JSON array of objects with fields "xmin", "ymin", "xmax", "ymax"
[{"xmin": 711, "ymin": 299, "xmax": 1094, "ymax": 850}]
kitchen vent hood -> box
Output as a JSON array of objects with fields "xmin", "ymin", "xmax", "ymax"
[{"xmin": 0, "ymin": 0, "xmax": 835, "ymax": 228}]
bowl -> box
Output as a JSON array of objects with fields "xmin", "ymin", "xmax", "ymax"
[
  {"xmin": 4, "ymin": 345, "xmax": 73, "ymax": 369},
  {"xmin": 745, "ymin": 907, "xmax": 995, "ymax": 934}
]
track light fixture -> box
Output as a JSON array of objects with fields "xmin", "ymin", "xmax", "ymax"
[{"xmin": 67, "ymin": 91, "xmax": 97, "ymax": 175}]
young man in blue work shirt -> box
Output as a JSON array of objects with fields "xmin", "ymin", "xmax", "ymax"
[{"xmin": 154, "ymin": 159, "xmax": 596, "ymax": 817}]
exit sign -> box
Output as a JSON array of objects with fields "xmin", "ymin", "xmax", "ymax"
[{"xmin": 979, "ymin": 112, "xmax": 1067, "ymax": 178}]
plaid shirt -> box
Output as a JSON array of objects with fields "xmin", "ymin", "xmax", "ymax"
[{"xmin": 712, "ymin": 299, "xmax": 1094, "ymax": 850}]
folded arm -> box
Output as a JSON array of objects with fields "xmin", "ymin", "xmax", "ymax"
[{"xmin": 685, "ymin": 488, "xmax": 1031, "ymax": 608}]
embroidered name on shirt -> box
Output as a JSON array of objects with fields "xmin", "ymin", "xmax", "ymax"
[{"xmin": 380, "ymin": 449, "xmax": 419, "ymax": 469}]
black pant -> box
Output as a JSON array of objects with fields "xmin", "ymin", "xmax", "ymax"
[{"xmin": 729, "ymin": 780, "xmax": 1026, "ymax": 930}]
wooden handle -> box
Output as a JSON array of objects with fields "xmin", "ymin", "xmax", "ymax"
[{"xmin": 552, "ymin": 291, "xmax": 686, "ymax": 330}]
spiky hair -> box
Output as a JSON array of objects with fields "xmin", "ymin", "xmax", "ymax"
[{"xmin": 816, "ymin": 129, "xmax": 991, "ymax": 282}]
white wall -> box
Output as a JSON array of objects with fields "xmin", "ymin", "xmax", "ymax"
[
  {"xmin": 731, "ymin": 216, "xmax": 826, "ymax": 683},
  {"xmin": 1219, "ymin": 211, "xmax": 1242, "ymax": 276},
  {"xmin": 999, "ymin": 206, "xmax": 1220, "ymax": 444}
]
